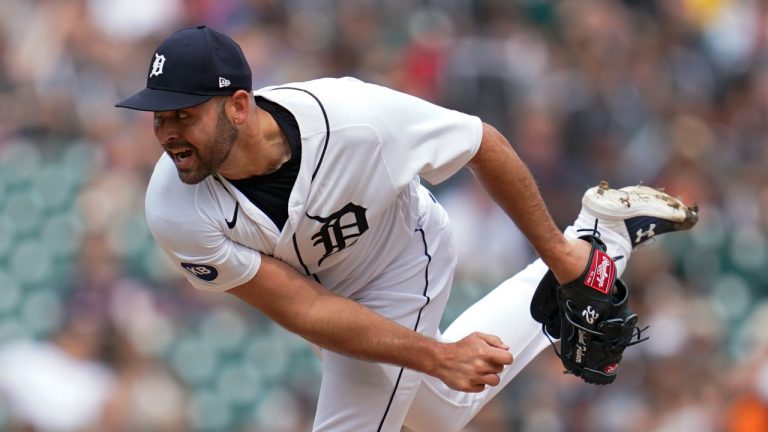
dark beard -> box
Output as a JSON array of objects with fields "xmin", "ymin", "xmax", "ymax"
[{"xmin": 178, "ymin": 105, "xmax": 239, "ymax": 184}]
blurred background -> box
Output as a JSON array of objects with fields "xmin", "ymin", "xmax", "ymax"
[{"xmin": 0, "ymin": 0, "xmax": 766, "ymax": 430}]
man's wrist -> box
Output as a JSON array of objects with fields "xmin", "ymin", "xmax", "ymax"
[
  {"xmin": 538, "ymin": 235, "xmax": 571, "ymax": 270},
  {"xmin": 420, "ymin": 339, "xmax": 447, "ymax": 378},
  {"xmin": 548, "ymin": 237, "xmax": 591, "ymax": 284}
]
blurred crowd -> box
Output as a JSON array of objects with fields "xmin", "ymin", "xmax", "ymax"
[{"xmin": 1, "ymin": 0, "xmax": 767, "ymax": 431}]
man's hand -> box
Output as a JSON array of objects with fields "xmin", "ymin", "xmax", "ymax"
[{"xmin": 431, "ymin": 332, "xmax": 514, "ymax": 393}]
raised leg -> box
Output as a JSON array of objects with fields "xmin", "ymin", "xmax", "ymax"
[{"xmin": 403, "ymin": 183, "xmax": 698, "ymax": 431}]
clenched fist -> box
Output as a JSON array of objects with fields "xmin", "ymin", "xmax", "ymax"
[{"xmin": 430, "ymin": 332, "xmax": 514, "ymax": 393}]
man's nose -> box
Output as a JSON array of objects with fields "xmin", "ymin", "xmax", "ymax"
[{"xmin": 155, "ymin": 122, "xmax": 180, "ymax": 145}]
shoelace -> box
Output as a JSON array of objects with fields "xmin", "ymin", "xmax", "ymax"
[{"xmin": 576, "ymin": 218, "xmax": 624, "ymax": 262}]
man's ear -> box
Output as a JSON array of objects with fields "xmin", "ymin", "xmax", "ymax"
[{"xmin": 229, "ymin": 90, "xmax": 251, "ymax": 125}]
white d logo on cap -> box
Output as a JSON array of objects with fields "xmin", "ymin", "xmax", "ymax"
[{"xmin": 149, "ymin": 53, "xmax": 166, "ymax": 78}]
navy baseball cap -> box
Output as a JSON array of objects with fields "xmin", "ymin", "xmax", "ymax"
[{"xmin": 116, "ymin": 25, "xmax": 252, "ymax": 112}]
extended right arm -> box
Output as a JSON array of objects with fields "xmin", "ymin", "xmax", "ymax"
[{"xmin": 228, "ymin": 254, "xmax": 513, "ymax": 393}]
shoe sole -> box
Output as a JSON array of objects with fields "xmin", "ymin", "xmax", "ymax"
[{"xmin": 582, "ymin": 181, "xmax": 699, "ymax": 230}]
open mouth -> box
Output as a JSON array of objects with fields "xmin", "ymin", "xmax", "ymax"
[
  {"xmin": 171, "ymin": 149, "xmax": 192, "ymax": 162},
  {"xmin": 168, "ymin": 148, "xmax": 193, "ymax": 163}
]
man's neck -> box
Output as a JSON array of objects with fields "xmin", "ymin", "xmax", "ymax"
[
  {"xmin": 219, "ymin": 105, "xmax": 291, "ymax": 179},
  {"xmin": 257, "ymin": 106, "xmax": 292, "ymax": 175}
]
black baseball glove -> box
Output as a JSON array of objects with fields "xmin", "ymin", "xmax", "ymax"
[{"xmin": 530, "ymin": 232, "xmax": 648, "ymax": 385}]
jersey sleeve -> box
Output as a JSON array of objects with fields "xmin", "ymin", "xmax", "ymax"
[
  {"xmin": 145, "ymin": 157, "xmax": 261, "ymax": 293},
  {"xmin": 147, "ymin": 212, "xmax": 261, "ymax": 292},
  {"xmin": 352, "ymin": 80, "xmax": 483, "ymax": 188}
]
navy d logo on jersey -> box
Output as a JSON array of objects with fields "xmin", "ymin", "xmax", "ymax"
[
  {"xmin": 307, "ymin": 203, "xmax": 368, "ymax": 266},
  {"xmin": 181, "ymin": 263, "xmax": 219, "ymax": 281}
]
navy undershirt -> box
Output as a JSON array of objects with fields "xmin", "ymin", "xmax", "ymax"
[{"xmin": 227, "ymin": 97, "xmax": 301, "ymax": 230}]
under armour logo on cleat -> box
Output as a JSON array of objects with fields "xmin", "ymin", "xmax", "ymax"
[
  {"xmin": 219, "ymin": 77, "xmax": 231, "ymax": 88},
  {"xmin": 635, "ymin": 224, "xmax": 656, "ymax": 244}
]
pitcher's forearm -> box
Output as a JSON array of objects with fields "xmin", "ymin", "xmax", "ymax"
[
  {"xmin": 228, "ymin": 256, "xmax": 442, "ymax": 375},
  {"xmin": 467, "ymin": 123, "xmax": 583, "ymax": 281},
  {"xmin": 290, "ymin": 291, "xmax": 443, "ymax": 374}
]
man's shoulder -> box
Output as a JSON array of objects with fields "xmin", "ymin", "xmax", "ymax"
[
  {"xmin": 254, "ymin": 77, "xmax": 382, "ymax": 115},
  {"xmin": 254, "ymin": 77, "xmax": 388, "ymax": 132}
]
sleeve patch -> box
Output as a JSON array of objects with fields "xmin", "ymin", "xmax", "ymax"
[{"xmin": 181, "ymin": 263, "xmax": 219, "ymax": 281}]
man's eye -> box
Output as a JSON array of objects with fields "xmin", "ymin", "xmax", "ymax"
[{"xmin": 176, "ymin": 111, "xmax": 189, "ymax": 119}]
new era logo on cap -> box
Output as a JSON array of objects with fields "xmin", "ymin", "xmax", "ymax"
[{"xmin": 115, "ymin": 25, "xmax": 252, "ymax": 112}]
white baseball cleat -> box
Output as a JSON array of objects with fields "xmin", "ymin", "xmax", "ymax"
[{"xmin": 581, "ymin": 181, "xmax": 699, "ymax": 248}]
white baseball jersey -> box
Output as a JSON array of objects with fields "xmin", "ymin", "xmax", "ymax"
[{"xmin": 145, "ymin": 77, "xmax": 482, "ymax": 296}]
